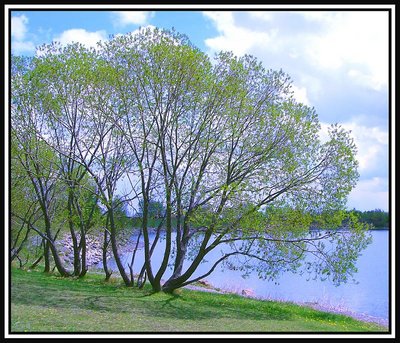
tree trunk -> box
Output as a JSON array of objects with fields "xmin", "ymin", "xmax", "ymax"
[
  {"xmin": 162, "ymin": 229, "xmax": 214, "ymax": 293},
  {"xmin": 102, "ymin": 228, "xmax": 112, "ymax": 281},
  {"xmin": 79, "ymin": 231, "xmax": 87, "ymax": 278},
  {"xmin": 43, "ymin": 215, "xmax": 70, "ymax": 276},
  {"xmin": 141, "ymin": 196, "xmax": 159, "ymax": 291},
  {"xmin": 137, "ymin": 223, "xmax": 162, "ymax": 288},
  {"xmin": 48, "ymin": 241, "xmax": 71, "ymax": 276},
  {"xmin": 43, "ymin": 240, "xmax": 51, "ymax": 273},
  {"xmin": 171, "ymin": 214, "xmax": 191, "ymax": 279},
  {"xmin": 29, "ymin": 254, "xmax": 43, "ymax": 270},
  {"xmin": 128, "ymin": 229, "xmax": 142, "ymax": 287},
  {"xmin": 68, "ymin": 191, "xmax": 82, "ymax": 276},
  {"xmin": 153, "ymin": 189, "xmax": 172, "ymax": 289},
  {"xmin": 108, "ymin": 209, "xmax": 131, "ymax": 286},
  {"xmin": 71, "ymin": 233, "xmax": 81, "ymax": 276}
]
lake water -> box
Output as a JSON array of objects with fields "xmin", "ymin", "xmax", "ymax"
[{"xmin": 107, "ymin": 229, "xmax": 389, "ymax": 321}]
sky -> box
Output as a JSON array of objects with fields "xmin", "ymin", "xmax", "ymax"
[{"xmin": 7, "ymin": 5, "xmax": 392, "ymax": 212}]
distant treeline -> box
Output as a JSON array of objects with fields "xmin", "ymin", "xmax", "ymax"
[
  {"xmin": 128, "ymin": 201, "xmax": 390, "ymax": 230},
  {"xmin": 351, "ymin": 209, "xmax": 389, "ymax": 228}
]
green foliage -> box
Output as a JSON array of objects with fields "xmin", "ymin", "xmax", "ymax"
[
  {"xmin": 264, "ymin": 205, "xmax": 313, "ymax": 235},
  {"xmin": 137, "ymin": 199, "xmax": 166, "ymax": 219}
]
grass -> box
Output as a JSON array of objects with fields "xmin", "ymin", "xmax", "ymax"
[{"xmin": 10, "ymin": 267, "xmax": 388, "ymax": 334}]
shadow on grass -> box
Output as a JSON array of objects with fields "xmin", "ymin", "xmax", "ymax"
[{"xmin": 11, "ymin": 271, "xmax": 296, "ymax": 322}]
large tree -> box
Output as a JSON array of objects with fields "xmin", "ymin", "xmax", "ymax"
[
  {"xmin": 100, "ymin": 28, "xmax": 370, "ymax": 293},
  {"xmin": 10, "ymin": 28, "xmax": 371, "ymax": 292}
]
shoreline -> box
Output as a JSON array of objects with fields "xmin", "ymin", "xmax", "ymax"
[
  {"xmin": 296, "ymin": 301, "xmax": 389, "ymax": 329},
  {"xmin": 56, "ymin": 230, "xmax": 138, "ymax": 268},
  {"xmin": 57, "ymin": 231, "xmax": 389, "ymax": 330},
  {"xmin": 184, "ymin": 283, "xmax": 389, "ymax": 329}
]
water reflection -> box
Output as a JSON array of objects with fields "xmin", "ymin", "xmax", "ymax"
[{"xmin": 105, "ymin": 229, "xmax": 389, "ymax": 320}]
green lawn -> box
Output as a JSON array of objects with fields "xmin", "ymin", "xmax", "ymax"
[{"xmin": 10, "ymin": 267, "xmax": 388, "ymax": 333}]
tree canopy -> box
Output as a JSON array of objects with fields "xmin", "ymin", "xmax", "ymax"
[{"xmin": 10, "ymin": 27, "xmax": 371, "ymax": 293}]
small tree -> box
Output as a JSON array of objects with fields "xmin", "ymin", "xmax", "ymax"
[{"xmin": 10, "ymin": 134, "xmax": 42, "ymax": 267}]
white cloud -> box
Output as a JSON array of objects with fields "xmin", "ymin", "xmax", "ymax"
[
  {"xmin": 203, "ymin": 12, "xmax": 277, "ymax": 56},
  {"xmin": 347, "ymin": 69, "xmax": 385, "ymax": 92},
  {"xmin": 347, "ymin": 177, "xmax": 388, "ymax": 211},
  {"xmin": 112, "ymin": 11, "xmax": 154, "ymax": 27},
  {"xmin": 203, "ymin": 11, "xmax": 388, "ymax": 93},
  {"xmin": 318, "ymin": 119, "xmax": 389, "ymax": 212},
  {"xmin": 319, "ymin": 121, "xmax": 388, "ymax": 176},
  {"xmin": 302, "ymin": 11, "xmax": 388, "ymax": 91},
  {"xmin": 53, "ymin": 29, "xmax": 107, "ymax": 49},
  {"xmin": 11, "ymin": 15, "xmax": 35, "ymax": 54},
  {"xmin": 291, "ymin": 85, "xmax": 310, "ymax": 106},
  {"xmin": 341, "ymin": 122, "xmax": 388, "ymax": 173},
  {"xmin": 11, "ymin": 15, "xmax": 29, "ymax": 40},
  {"xmin": 247, "ymin": 11, "xmax": 273, "ymax": 21},
  {"xmin": 300, "ymin": 12, "xmax": 334, "ymax": 22}
]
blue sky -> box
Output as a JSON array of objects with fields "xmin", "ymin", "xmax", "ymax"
[{"xmin": 8, "ymin": 6, "xmax": 392, "ymax": 212}]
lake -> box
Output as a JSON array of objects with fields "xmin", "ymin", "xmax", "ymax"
[{"xmin": 106, "ymin": 229, "xmax": 389, "ymax": 321}]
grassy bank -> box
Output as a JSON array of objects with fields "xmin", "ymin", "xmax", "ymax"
[{"xmin": 10, "ymin": 268, "xmax": 387, "ymax": 333}]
